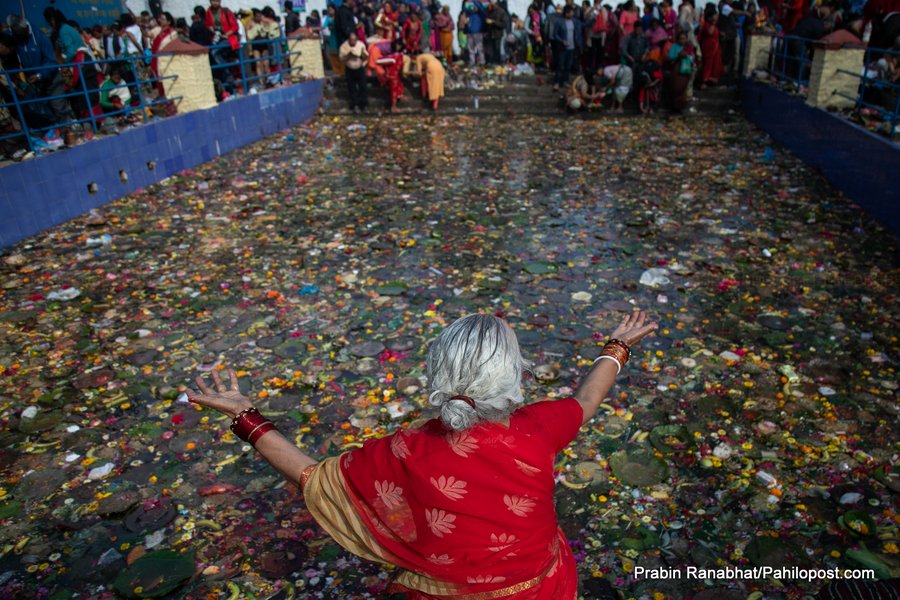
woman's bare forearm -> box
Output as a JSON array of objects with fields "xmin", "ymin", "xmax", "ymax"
[
  {"xmin": 251, "ymin": 429, "xmax": 318, "ymax": 486},
  {"xmin": 573, "ymin": 311, "xmax": 657, "ymax": 425},
  {"xmin": 574, "ymin": 359, "xmax": 619, "ymax": 425},
  {"xmin": 189, "ymin": 370, "xmax": 318, "ymax": 486}
]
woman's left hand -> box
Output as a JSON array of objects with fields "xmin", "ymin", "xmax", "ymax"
[
  {"xmin": 188, "ymin": 368, "xmax": 254, "ymax": 419},
  {"xmin": 609, "ymin": 310, "xmax": 658, "ymax": 347}
]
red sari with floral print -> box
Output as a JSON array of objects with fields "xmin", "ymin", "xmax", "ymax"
[{"xmin": 339, "ymin": 398, "xmax": 583, "ymax": 599}]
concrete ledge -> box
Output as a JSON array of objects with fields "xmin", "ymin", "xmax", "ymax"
[
  {"xmin": 741, "ymin": 78, "xmax": 900, "ymax": 236},
  {"xmin": 0, "ymin": 79, "xmax": 323, "ymax": 249}
]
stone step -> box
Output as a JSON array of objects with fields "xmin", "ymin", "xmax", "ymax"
[
  {"xmin": 321, "ymin": 75, "xmax": 742, "ymax": 116},
  {"xmin": 327, "ymin": 86, "xmax": 556, "ymax": 99},
  {"xmin": 322, "ymin": 105, "xmax": 718, "ymax": 119}
]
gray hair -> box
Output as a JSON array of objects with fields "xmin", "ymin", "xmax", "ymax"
[{"xmin": 426, "ymin": 314, "xmax": 530, "ymax": 431}]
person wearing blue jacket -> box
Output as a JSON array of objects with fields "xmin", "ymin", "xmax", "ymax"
[
  {"xmin": 552, "ymin": 5, "xmax": 581, "ymax": 88},
  {"xmin": 5, "ymin": 15, "xmax": 77, "ymax": 128},
  {"xmin": 464, "ymin": 0, "xmax": 487, "ymax": 64}
]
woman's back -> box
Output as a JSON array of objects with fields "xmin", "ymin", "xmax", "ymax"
[{"xmin": 340, "ymin": 398, "xmax": 583, "ymax": 588}]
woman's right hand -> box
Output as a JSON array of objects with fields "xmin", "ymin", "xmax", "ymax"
[
  {"xmin": 187, "ymin": 368, "xmax": 254, "ymax": 419},
  {"xmin": 609, "ymin": 310, "xmax": 658, "ymax": 347}
]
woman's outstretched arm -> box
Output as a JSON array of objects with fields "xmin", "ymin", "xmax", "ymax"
[
  {"xmin": 187, "ymin": 369, "xmax": 317, "ymax": 487},
  {"xmin": 575, "ymin": 310, "xmax": 657, "ymax": 425}
]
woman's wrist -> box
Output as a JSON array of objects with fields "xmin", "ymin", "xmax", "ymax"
[
  {"xmin": 230, "ymin": 406, "xmax": 279, "ymax": 446},
  {"xmin": 225, "ymin": 399, "xmax": 255, "ymax": 419}
]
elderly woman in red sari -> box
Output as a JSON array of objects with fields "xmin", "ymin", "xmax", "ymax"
[{"xmin": 189, "ymin": 312, "xmax": 657, "ymax": 599}]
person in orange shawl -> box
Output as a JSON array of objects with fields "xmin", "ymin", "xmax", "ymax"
[
  {"xmin": 188, "ymin": 311, "xmax": 658, "ymax": 599},
  {"xmin": 410, "ymin": 52, "xmax": 446, "ymax": 110},
  {"xmin": 369, "ymin": 35, "xmax": 406, "ymax": 111}
]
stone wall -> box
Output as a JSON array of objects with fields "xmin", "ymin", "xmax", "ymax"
[
  {"xmin": 159, "ymin": 53, "xmax": 218, "ymax": 114},
  {"xmin": 744, "ymin": 33, "xmax": 774, "ymax": 77},
  {"xmin": 807, "ymin": 46, "xmax": 867, "ymax": 109},
  {"xmin": 741, "ymin": 79, "xmax": 900, "ymax": 235},
  {"xmin": 288, "ymin": 38, "xmax": 326, "ymax": 81},
  {"xmin": 1, "ymin": 80, "xmax": 323, "ymax": 248}
]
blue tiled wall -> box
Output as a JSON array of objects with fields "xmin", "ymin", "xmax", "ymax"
[
  {"xmin": 741, "ymin": 79, "xmax": 900, "ymax": 236},
  {"xmin": 0, "ymin": 79, "xmax": 323, "ymax": 249}
]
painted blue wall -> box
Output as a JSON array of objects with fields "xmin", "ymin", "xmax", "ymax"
[
  {"xmin": 741, "ymin": 79, "xmax": 900, "ymax": 236},
  {"xmin": 0, "ymin": 79, "xmax": 322, "ymax": 249},
  {"xmin": 0, "ymin": 0, "xmax": 125, "ymax": 30}
]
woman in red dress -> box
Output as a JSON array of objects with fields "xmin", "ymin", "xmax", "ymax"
[
  {"xmin": 369, "ymin": 36, "xmax": 406, "ymax": 111},
  {"xmin": 402, "ymin": 11, "xmax": 424, "ymax": 55},
  {"xmin": 189, "ymin": 312, "xmax": 657, "ymax": 599},
  {"xmin": 376, "ymin": 1, "xmax": 400, "ymax": 41},
  {"xmin": 698, "ymin": 8, "xmax": 723, "ymax": 86}
]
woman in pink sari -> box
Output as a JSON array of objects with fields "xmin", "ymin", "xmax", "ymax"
[{"xmin": 189, "ymin": 312, "xmax": 657, "ymax": 599}]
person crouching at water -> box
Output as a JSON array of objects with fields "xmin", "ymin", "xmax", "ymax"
[
  {"xmin": 188, "ymin": 311, "xmax": 657, "ymax": 598},
  {"xmin": 410, "ymin": 52, "xmax": 445, "ymax": 110}
]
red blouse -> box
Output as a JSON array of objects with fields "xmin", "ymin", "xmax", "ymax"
[{"xmin": 340, "ymin": 397, "xmax": 584, "ymax": 598}]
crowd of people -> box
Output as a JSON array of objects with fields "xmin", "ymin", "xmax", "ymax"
[
  {"xmin": 314, "ymin": 0, "xmax": 898, "ymax": 115},
  {"xmin": 1, "ymin": 0, "xmax": 897, "ymax": 160},
  {"xmin": 0, "ymin": 1, "xmax": 312, "ymax": 160}
]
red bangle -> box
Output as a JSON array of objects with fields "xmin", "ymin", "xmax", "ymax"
[
  {"xmin": 248, "ymin": 422, "xmax": 277, "ymax": 446},
  {"xmin": 231, "ymin": 407, "xmax": 276, "ymax": 443}
]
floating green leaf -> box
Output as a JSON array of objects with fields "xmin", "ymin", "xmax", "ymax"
[
  {"xmin": 609, "ymin": 449, "xmax": 669, "ymax": 487},
  {"xmin": 523, "ymin": 261, "xmax": 557, "ymax": 274},
  {"xmin": 113, "ymin": 550, "xmax": 195, "ymax": 598}
]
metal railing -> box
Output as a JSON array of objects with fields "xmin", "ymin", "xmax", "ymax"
[
  {"xmin": 1, "ymin": 52, "xmax": 181, "ymax": 154},
  {"xmin": 768, "ymin": 33, "xmax": 817, "ymax": 95},
  {"xmin": 835, "ymin": 46, "xmax": 900, "ymax": 139},
  {"xmin": 209, "ymin": 36, "xmax": 304, "ymax": 97}
]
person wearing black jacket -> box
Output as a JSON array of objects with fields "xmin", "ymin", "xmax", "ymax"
[
  {"xmin": 485, "ymin": 0, "xmax": 509, "ymax": 63},
  {"xmin": 717, "ymin": 0, "xmax": 737, "ymax": 79},
  {"xmin": 189, "ymin": 5, "xmax": 212, "ymax": 45},
  {"xmin": 335, "ymin": 0, "xmax": 357, "ymax": 47}
]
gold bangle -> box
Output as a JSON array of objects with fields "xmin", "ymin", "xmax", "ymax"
[{"xmin": 231, "ymin": 406, "xmax": 258, "ymax": 429}]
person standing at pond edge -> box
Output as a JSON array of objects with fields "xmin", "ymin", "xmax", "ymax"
[
  {"xmin": 188, "ymin": 311, "xmax": 658, "ymax": 599},
  {"xmin": 340, "ymin": 31, "xmax": 369, "ymax": 113}
]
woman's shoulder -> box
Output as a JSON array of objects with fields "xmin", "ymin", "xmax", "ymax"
[{"xmin": 510, "ymin": 398, "xmax": 583, "ymax": 452}]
